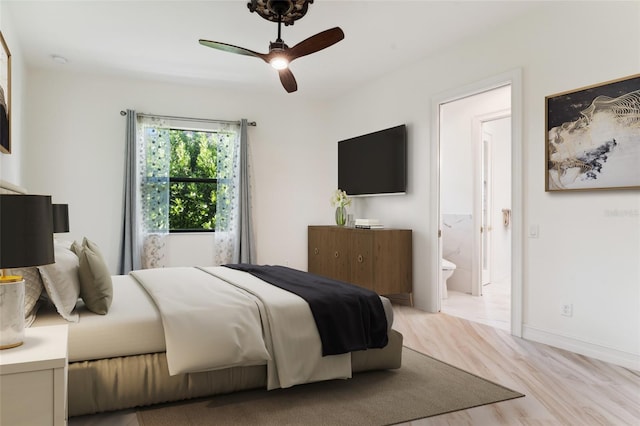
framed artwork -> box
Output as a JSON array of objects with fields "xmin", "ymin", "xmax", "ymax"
[
  {"xmin": 545, "ymin": 74, "xmax": 640, "ymax": 191},
  {"xmin": 0, "ymin": 31, "xmax": 10, "ymax": 154}
]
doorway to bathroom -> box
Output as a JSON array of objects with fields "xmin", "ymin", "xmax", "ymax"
[{"xmin": 438, "ymin": 84, "xmax": 512, "ymax": 332}]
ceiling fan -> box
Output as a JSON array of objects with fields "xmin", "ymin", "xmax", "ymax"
[{"xmin": 199, "ymin": 0, "xmax": 344, "ymax": 93}]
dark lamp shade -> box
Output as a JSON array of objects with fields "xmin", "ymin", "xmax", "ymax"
[
  {"xmin": 0, "ymin": 194, "xmax": 55, "ymax": 269},
  {"xmin": 52, "ymin": 204, "xmax": 70, "ymax": 233}
]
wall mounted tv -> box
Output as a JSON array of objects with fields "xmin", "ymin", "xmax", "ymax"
[{"xmin": 338, "ymin": 124, "xmax": 407, "ymax": 196}]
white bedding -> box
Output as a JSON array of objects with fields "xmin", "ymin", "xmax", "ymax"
[
  {"xmin": 32, "ymin": 267, "xmax": 395, "ymax": 388},
  {"xmin": 203, "ymin": 266, "xmax": 352, "ymax": 389},
  {"xmin": 131, "ymin": 266, "xmax": 356, "ymax": 389},
  {"xmin": 130, "ymin": 267, "xmax": 272, "ymax": 376},
  {"xmin": 32, "ymin": 275, "xmax": 166, "ymax": 362}
]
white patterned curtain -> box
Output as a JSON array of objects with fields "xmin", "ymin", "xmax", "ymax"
[
  {"xmin": 137, "ymin": 115, "xmax": 170, "ymax": 269},
  {"xmin": 212, "ymin": 121, "xmax": 241, "ymax": 264}
]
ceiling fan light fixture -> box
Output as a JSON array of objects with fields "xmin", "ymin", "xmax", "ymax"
[{"xmin": 270, "ymin": 56, "xmax": 289, "ymax": 70}]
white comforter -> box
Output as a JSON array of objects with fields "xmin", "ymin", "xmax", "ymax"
[{"xmin": 130, "ymin": 266, "xmax": 352, "ymax": 389}]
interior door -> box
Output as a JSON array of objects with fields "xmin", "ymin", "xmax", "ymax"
[{"xmin": 481, "ymin": 129, "xmax": 492, "ymax": 287}]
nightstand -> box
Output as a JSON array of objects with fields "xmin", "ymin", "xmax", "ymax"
[{"xmin": 0, "ymin": 324, "xmax": 69, "ymax": 426}]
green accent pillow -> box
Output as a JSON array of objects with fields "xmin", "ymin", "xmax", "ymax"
[{"xmin": 74, "ymin": 238, "xmax": 113, "ymax": 315}]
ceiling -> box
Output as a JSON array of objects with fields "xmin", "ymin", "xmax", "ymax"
[{"xmin": 5, "ymin": 1, "xmax": 541, "ymax": 100}]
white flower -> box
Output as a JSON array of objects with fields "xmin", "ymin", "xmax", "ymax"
[{"xmin": 330, "ymin": 189, "xmax": 351, "ymax": 208}]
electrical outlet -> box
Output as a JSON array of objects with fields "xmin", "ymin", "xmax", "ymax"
[{"xmin": 561, "ymin": 304, "xmax": 573, "ymax": 317}]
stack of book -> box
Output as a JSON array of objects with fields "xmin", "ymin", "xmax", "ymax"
[{"xmin": 354, "ymin": 219, "xmax": 384, "ymax": 229}]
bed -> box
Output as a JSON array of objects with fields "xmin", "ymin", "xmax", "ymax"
[
  {"xmin": 3, "ymin": 180, "xmax": 402, "ymax": 417},
  {"xmin": 32, "ymin": 266, "xmax": 402, "ymax": 417}
]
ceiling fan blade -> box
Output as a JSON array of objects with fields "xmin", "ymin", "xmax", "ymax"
[
  {"xmin": 199, "ymin": 39, "xmax": 268, "ymax": 62},
  {"xmin": 278, "ymin": 68, "xmax": 298, "ymax": 93},
  {"xmin": 287, "ymin": 27, "xmax": 344, "ymax": 62}
]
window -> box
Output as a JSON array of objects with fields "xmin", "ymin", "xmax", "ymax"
[
  {"xmin": 140, "ymin": 122, "xmax": 238, "ymax": 233},
  {"xmin": 125, "ymin": 112, "xmax": 250, "ymax": 272}
]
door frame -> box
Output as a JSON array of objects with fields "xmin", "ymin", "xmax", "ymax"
[{"xmin": 430, "ymin": 69, "xmax": 523, "ymax": 337}]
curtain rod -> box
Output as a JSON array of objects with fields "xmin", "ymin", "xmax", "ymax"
[{"xmin": 119, "ymin": 110, "xmax": 256, "ymax": 127}]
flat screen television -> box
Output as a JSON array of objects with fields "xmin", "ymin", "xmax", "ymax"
[{"xmin": 338, "ymin": 124, "xmax": 407, "ymax": 196}]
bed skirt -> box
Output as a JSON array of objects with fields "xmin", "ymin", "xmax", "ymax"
[{"xmin": 68, "ymin": 329, "xmax": 403, "ymax": 417}]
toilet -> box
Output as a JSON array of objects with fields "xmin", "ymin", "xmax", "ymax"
[{"xmin": 441, "ymin": 258, "xmax": 457, "ymax": 299}]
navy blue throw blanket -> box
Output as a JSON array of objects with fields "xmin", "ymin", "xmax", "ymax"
[{"xmin": 224, "ymin": 264, "xmax": 388, "ymax": 356}]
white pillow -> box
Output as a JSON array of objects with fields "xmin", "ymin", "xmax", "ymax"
[
  {"xmin": 53, "ymin": 238, "xmax": 74, "ymax": 250},
  {"xmin": 38, "ymin": 244, "xmax": 81, "ymax": 322}
]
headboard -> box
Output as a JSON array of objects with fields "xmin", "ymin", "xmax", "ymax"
[{"xmin": 0, "ymin": 180, "xmax": 27, "ymax": 195}]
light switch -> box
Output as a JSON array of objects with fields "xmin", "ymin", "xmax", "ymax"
[{"xmin": 528, "ymin": 225, "xmax": 539, "ymax": 238}]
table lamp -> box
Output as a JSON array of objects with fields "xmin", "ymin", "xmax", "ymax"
[
  {"xmin": 0, "ymin": 194, "xmax": 54, "ymax": 349},
  {"xmin": 52, "ymin": 203, "xmax": 70, "ymax": 233}
]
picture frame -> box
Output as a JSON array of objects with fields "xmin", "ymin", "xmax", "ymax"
[
  {"xmin": 545, "ymin": 74, "xmax": 640, "ymax": 191},
  {"xmin": 0, "ymin": 31, "xmax": 11, "ymax": 154}
]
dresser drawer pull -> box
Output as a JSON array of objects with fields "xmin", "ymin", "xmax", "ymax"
[
  {"xmin": 314, "ymin": 248, "xmax": 319, "ymax": 255},
  {"xmin": 334, "ymin": 251, "xmax": 340, "ymax": 258},
  {"xmin": 357, "ymin": 254, "xmax": 363, "ymax": 263}
]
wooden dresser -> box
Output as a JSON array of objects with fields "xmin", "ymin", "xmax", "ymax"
[{"xmin": 307, "ymin": 226, "xmax": 412, "ymax": 299}]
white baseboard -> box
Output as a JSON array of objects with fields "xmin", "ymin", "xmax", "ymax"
[{"xmin": 522, "ymin": 325, "xmax": 640, "ymax": 371}]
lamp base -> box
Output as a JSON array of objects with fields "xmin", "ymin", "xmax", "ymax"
[
  {"xmin": 0, "ymin": 341, "xmax": 23, "ymax": 350},
  {"xmin": 0, "ymin": 279, "xmax": 25, "ymax": 350}
]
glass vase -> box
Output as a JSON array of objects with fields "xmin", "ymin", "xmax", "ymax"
[{"xmin": 335, "ymin": 206, "xmax": 347, "ymax": 226}]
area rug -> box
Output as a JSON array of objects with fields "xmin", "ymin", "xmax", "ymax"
[{"xmin": 137, "ymin": 347, "xmax": 524, "ymax": 426}]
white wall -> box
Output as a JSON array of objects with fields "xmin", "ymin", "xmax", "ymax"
[
  {"xmin": 23, "ymin": 68, "xmax": 332, "ymax": 273},
  {"xmin": 326, "ymin": 2, "xmax": 640, "ymax": 369}
]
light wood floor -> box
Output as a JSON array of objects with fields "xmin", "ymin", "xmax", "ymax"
[
  {"xmin": 441, "ymin": 276, "xmax": 511, "ymax": 332},
  {"xmin": 70, "ymin": 305, "xmax": 640, "ymax": 426},
  {"xmin": 393, "ymin": 306, "xmax": 640, "ymax": 425}
]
